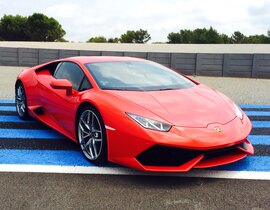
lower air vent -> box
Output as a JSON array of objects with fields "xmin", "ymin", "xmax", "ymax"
[{"xmin": 136, "ymin": 145, "xmax": 201, "ymax": 166}]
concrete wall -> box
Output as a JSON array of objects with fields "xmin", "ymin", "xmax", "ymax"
[
  {"xmin": 0, "ymin": 47, "xmax": 18, "ymax": 66},
  {"xmin": 171, "ymin": 53, "xmax": 196, "ymax": 75},
  {"xmin": 196, "ymin": 54, "xmax": 223, "ymax": 76},
  {"xmin": 0, "ymin": 47, "xmax": 269, "ymax": 78}
]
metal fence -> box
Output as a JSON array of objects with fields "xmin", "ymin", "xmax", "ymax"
[{"xmin": 0, "ymin": 47, "xmax": 270, "ymax": 78}]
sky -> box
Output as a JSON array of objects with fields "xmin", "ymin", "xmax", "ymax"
[{"xmin": 0, "ymin": 0, "xmax": 269, "ymax": 42}]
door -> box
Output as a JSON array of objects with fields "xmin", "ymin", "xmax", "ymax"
[{"xmin": 38, "ymin": 61, "xmax": 92, "ymax": 137}]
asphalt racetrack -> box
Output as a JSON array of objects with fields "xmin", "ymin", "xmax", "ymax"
[{"xmin": 0, "ymin": 66, "xmax": 269, "ymax": 209}]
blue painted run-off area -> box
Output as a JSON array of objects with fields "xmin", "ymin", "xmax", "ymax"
[
  {"xmin": 0, "ymin": 128, "xmax": 65, "ymax": 139},
  {"xmin": 0, "ymin": 149, "xmax": 268, "ymax": 172}
]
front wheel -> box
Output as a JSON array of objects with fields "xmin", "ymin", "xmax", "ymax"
[
  {"xmin": 15, "ymin": 82, "xmax": 29, "ymax": 120},
  {"xmin": 77, "ymin": 106, "xmax": 107, "ymax": 164}
]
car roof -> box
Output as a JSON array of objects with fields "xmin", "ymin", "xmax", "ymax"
[{"xmin": 65, "ymin": 56, "xmax": 146, "ymax": 64}]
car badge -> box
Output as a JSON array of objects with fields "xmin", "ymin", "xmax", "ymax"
[{"xmin": 214, "ymin": 127, "xmax": 221, "ymax": 132}]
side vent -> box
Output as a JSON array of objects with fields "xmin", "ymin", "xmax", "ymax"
[{"xmin": 33, "ymin": 107, "xmax": 44, "ymax": 115}]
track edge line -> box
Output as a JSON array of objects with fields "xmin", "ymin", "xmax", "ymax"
[{"xmin": 0, "ymin": 164, "xmax": 269, "ymax": 180}]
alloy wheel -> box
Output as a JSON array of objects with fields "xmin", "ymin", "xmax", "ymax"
[
  {"xmin": 78, "ymin": 109, "xmax": 104, "ymax": 161},
  {"xmin": 16, "ymin": 83, "xmax": 28, "ymax": 119}
]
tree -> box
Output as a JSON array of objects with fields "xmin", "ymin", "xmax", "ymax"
[
  {"xmin": 0, "ymin": 15, "xmax": 28, "ymax": 41},
  {"xmin": 134, "ymin": 29, "xmax": 151, "ymax": 43},
  {"xmin": 120, "ymin": 29, "xmax": 151, "ymax": 43},
  {"xmin": 231, "ymin": 31, "xmax": 246, "ymax": 43},
  {"xmin": 120, "ymin": 30, "xmax": 136, "ymax": 43},
  {"xmin": 168, "ymin": 28, "xmax": 270, "ymax": 44},
  {"xmin": 204, "ymin": 27, "xmax": 222, "ymax": 43},
  {"xmin": 168, "ymin": 27, "xmax": 222, "ymax": 44},
  {"xmin": 179, "ymin": 29, "xmax": 193, "ymax": 43},
  {"xmin": 220, "ymin": 34, "xmax": 232, "ymax": 44},
  {"xmin": 26, "ymin": 13, "xmax": 66, "ymax": 41},
  {"xmin": 0, "ymin": 13, "xmax": 66, "ymax": 41},
  {"xmin": 245, "ymin": 34, "xmax": 270, "ymax": 44},
  {"xmin": 87, "ymin": 36, "xmax": 107, "ymax": 43},
  {"xmin": 192, "ymin": 28, "xmax": 208, "ymax": 43},
  {"xmin": 167, "ymin": 32, "xmax": 182, "ymax": 43},
  {"xmin": 192, "ymin": 27, "xmax": 222, "ymax": 43},
  {"xmin": 107, "ymin": 37, "xmax": 119, "ymax": 43}
]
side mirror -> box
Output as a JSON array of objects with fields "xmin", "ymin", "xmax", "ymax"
[{"xmin": 50, "ymin": 79, "xmax": 72, "ymax": 96}]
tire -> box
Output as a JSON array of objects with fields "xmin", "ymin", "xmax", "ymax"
[
  {"xmin": 15, "ymin": 82, "xmax": 29, "ymax": 120},
  {"xmin": 77, "ymin": 106, "xmax": 107, "ymax": 164}
]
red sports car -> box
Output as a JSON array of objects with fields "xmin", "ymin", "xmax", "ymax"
[{"xmin": 15, "ymin": 56, "xmax": 254, "ymax": 172}]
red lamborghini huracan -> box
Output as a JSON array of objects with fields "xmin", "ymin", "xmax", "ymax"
[{"xmin": 15, "ymin": 56, "xmax": 254, "ymax": 172}]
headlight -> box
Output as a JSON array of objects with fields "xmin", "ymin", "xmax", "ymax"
[
  {"xmin": 234, "ymin": 104, "xmax": 243, "ymax": 120},
  {"xmin": 126, "ymin": 113, "xmax": 171, "ymax": 132}
]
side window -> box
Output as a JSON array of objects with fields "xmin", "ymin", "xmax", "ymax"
[
  {"xmin": 54, "ymin": 62, "xmax": 84, "ymax": 91},
  {"xmin": 79, "ymin": 76, "xmax": 92, "ymax": 91}
]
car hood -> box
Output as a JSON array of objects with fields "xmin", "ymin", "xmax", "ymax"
[{"xmin": 108, "ymin": 85, "xmax": 236, "ymax": 128}]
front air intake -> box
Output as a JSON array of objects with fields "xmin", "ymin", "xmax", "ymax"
[
  {"xmin": 136, "ymin": 145, "xmax": 201, "ymax": 166},
  {"xmin": 136, "ymin": 143, "xmax": 244, "ymax": 167}
]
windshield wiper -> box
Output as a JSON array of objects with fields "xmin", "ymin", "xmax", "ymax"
[
  {"xmin": 102, "ymin": 88, "xmax": 125, "ymax": 90},
  {"xmin": 102, "ymin": 87, "xmax": 145, "ymax": 91},
  {"xmin": 154, "ymin": 88, "xmax": 178, "ymax": 91}
]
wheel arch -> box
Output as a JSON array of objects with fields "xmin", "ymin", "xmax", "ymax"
[
  {"xmin": 15, "ymin": 79, "xmax": 30, "ymax": 108},
  {"xmin": 15, "ymin": 79, "xmax": 23, "ymax": 88},
  {"xmin": 75, "ymin": 101, "xmax": 104, "ymax": 139},
  {"xmin": 76, "ymin": 102, "xmax": 98, "ymax": 124}
]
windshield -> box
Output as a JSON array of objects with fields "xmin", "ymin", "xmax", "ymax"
[{"xmin": 85, "ymin": 61, "xmax": 195, "ymax": 91}]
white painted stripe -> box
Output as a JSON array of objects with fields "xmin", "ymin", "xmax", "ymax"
[
  {"xmin": 0, "ymin": 164, "xmax": 269, "ymax": 180},
  {"xmin": 105, "ymin": 125, "xmax": 116, "ymax": 131}
]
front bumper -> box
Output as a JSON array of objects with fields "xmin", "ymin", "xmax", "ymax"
[{"xmin": 107, "ymin": 115, "xmax": 253, "ymax": 172}]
